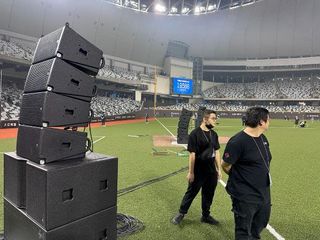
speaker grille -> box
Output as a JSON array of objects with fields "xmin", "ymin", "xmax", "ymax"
[
  {"xmin": 33, "ymin": 27, "xmax": 63, "ymax": 64},
  {"xmin": 25, "ymin": 58, "xmax": 54, "ymax": 93},
  {"xmin": 19, "ymin": 93, "xmax": 45, "ymax": 126}
]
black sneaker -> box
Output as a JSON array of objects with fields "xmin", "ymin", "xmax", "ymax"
[
  {"xmin": 171, "ymin": 213, "xmax": 185, "ymax": 225},
  {"xmin": 201, "ymin": 215, "xmax": 219, "ymax": 225}
]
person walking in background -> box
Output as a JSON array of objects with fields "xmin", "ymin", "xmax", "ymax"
[
  {"xmin": 294, "ymin": 115, "xmax": 299, "ymax": 127},
  {"xmin": 241, "ymin": 115, "xmax": 246, "ymax": 126},
  {"xmin": 222, "ymin": 107, "xmax": 272, "ymax": 240},
  {"xmin": 172, "ymin": 109, "xmax": 222, "ymax": 226}
]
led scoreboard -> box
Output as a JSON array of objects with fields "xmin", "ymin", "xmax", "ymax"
[{"xmin": 172, "ymin": 77, "xmax": 193, "ymax": 95}]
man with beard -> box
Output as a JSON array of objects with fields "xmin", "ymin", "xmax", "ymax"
[{"xmin": 172, "ymin": 109, "xmax": 222, "ymax": 225}]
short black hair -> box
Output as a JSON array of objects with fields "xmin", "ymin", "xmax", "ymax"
[
  {"xmin": 245, "ymin": 107, "xmax": 269, "ymax": 128},
  {"xmin": 203, "ymin": 109, "xmax": 217, "ymax": 120}
]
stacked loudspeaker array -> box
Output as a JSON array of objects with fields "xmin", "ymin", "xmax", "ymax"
[
  {"xmin": 3, "ymin": 23, "xmax": 118, "ymax": 240},
  {"xmin": 177, "ymin": 108, "xmax": 193, "ymax": 144}
]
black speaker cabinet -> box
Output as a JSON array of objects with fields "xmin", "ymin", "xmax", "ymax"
[
  {"xmin": 178, "ymin": 128, "xmax": 188, "ymax": 135},
  {"xmin": 177, "ymin": 136, "xmax": 189, "ymax": 144},
  {"xmin": 178, "ymin": 122, "xmax": 190, "ymax": 129},
  {"xmin": 4, "ymin": 153, "xmax": 27, "ymax": 209},
  {"xmin": 196, "ymin": 106, "xmax": 206, "ymax": 128},
  {"xmin": 19, "ymin": 92, "xmax": 90, "ymax": 127},
  {"xmin": 26, "ymin": 152, "xmax": 118, "ymax": 230},
  {"xmin": 180, "ymin": 108, "xmax": 193, "ymax": 118},
  {"xmin": 4, "ymin": 199, "xmax": 117, "ymax": 240},
  {"xmin": 24, "ymin": 57, "xmax": 95, "ymax": 100},
  {"xmin": 177, "ymin": 108, "xmax": 192, "ymax": 144},
  {"xmin": 32, "ymin": 23, "xmax": 103, "ymax": 76},
  {"xmin": 16, "ymin": 125, "xmax": 87, "ymax": 164},
  {"xmin": 177, "ymin": 128, "xmax": 189, "ymax": 144}
]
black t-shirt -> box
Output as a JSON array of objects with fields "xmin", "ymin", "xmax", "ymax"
[
  {"xmin": 223, "ymin": 131, "xmax": 272, "ymax": 203},
  {"xmin": 187, "ymin": 127, "xmax": 220, "ymax": 175}
]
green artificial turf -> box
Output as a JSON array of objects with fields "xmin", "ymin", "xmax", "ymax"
[{"xmin": 0, "ymin": 118, "xmax": 319, "ymax": 239}]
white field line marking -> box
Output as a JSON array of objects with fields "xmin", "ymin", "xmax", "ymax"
[
  {"xmin": 93, "ymin": 136, "xmax": 106, "ymax": 144},
  {"xmin": 128, "ymin": 135, "xmax": 140, "ymax": 138},
  {"xmin": 157, "ymin": 119, "xmax": 285, "ymax": 240},
  {"xmin": 156, "ymin": 118, "xmax": 176, "ymax": 138},
  {"xmin": 219, "ymin": 179, "xmax": 227, "ymax": 187},
  {"xmin": 166, "ymin": 149, "xmax": 178, "ymax": 154},
  {"xmin": 266, "ymin": 224, "xmax": 285, "ymax": 240}
]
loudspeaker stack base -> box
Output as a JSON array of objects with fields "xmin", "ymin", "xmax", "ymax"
[{"xmin": 3, "ymin": 24, "xmax": 117, "ymax": 240}]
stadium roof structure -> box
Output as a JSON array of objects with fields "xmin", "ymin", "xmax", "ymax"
[
  {"xmin": 105, "ymin": 0, "xmax": 262, "ymax": 15},
  {"xmin": 1, "ymin": 0, "xmax": 320, "ymax": 66}
]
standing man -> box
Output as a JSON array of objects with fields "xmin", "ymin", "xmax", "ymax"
[
  {"xmin": 172, "ymin": 110, "xmax": 222, "ymax": 225},
  {"xmin": 294, "ymin": 115, "xmax": 299, "ymax": 127},
  {"xmin": 241, "ymin": 115, "xmax": 246, "ymax": 126},
  {"xmin": 222, "ymin": 107, "xmax": 272, "ymax": 240}
]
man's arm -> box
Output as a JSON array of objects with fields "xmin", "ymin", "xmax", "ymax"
[
  {"xmin": 187, "ymin": 152, "xmax": 196, "ymax": 183},
  {"xmin": 221, "ymin": 160, "xmax": 232, "ymax": 175},
  {"xmin": 214, "ymin": 150, "xmax": 222, "ymax": 179}
]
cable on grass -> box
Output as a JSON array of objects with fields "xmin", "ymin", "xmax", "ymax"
[
  {"xmin": 117, "ymin": 213, "xmax": 144, "ymax": 237},
  {"xmin": 81, "ymin": 108, "xmax": 94, "ymax": 152},
  {"xmin": 117, "ymin": 166, "xmax": 188, "ymax": 197},
  {"xmin": 88, "ymin": 109, "xmax": 94, "ymax": 152}
]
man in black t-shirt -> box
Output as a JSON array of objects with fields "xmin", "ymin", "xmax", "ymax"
[
  {"xmin": 222, "ymin": 107, "xmax": 272, "ymax": 240},
  {"xmin": 172, "ymin": 110, "xmax": 222, "ymax": 225},
  {"xmin": 294, "ymin": 115, "xmax": 299, "ymax": 127}
]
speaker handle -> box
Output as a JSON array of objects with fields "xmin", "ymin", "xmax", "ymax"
[
  {"xmin": 86, "ymin": 137, "xmax": 92, "ymax": 152},
  {"xmin": 92, "ymin": 85, "xmax": 97, "ymax": 96},
  {"xmin": 89, "ymin": 108, "xmax": 94, "ymax": 121},
  {"xmin": 99, "ymin": 57, "xmax": 105, "ymax": 69}
]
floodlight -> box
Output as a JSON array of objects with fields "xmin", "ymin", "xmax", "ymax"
[
  {"xmin": 194, "ymin": 6, "xmax": 200, "ymax": 14},
  {"xmin": 181, "ymin": 7, "xmax": 189, "ymax": 14},
  {"xmin": 141, "ymin": 4, "xmax": 148, "ymax": 11},
  {"xmin": 124, "ymin": 0, "xmax": 130, "ymax": 6},
  {"xmin": 154, "ymin": 3, "xmax": 166, "ymax": 13},
  {"xmin": 207, "ymin": 5, "xmax": 216, "ymax": 11},
  {"xmin": 170, "ymin": 6, "xmax": 178, "ymax": 13},
  {"xmin": 130, "ymin": 0, "xmax": 138, "ymax": 7}
]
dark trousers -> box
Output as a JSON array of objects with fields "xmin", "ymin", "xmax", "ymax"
[
  {"xmin": 179, "ymin": 173, "xmax": 217, "ymax": 217},
  {"xmin": 232, "ymin": 198, "xmax": 271, "ymax": 240}
]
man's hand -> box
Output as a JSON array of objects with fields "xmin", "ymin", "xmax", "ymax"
[
  {"xmin": 221, "ymin": 160, "xmax": 232, "ymax": 175},
  {"xmin": 187, "ymin": 172, "xmax": 195, "ymax": 183},
  {"xmin": 217, "ymin": 169, "xmax": 222, "ymax": 180}
]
